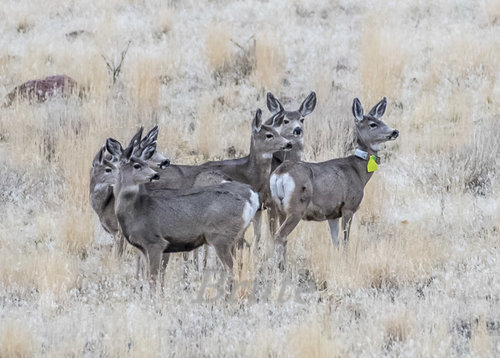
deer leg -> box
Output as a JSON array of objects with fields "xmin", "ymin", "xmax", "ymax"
[
  {"xmin": 252, "ymin": 210, "xmax": 262, "ymax": 248},
  {"xmin": 202, "ymin": 245, "xmax": 208, "ymax": 269},
  {"xmin": 115, "ymin": 232, "xmax": 126, "ymax": 258},
  {"xmin": 148, "ymin": 246, "xmax": 168, "ymax": 290},
  {"xmin": 328, "ymin": 219, "xmax": 340, "ymax": 247},
  {"xmin": 161, "ymin": 253, "xmax": 170, "ymax": 272},
  {"xmin": 130, "ymin": 240, "xmax": 147, "ymax": 281},
  {"xmin": 213, "ymin": 243, "xmax": 234, "ymax": 271},
  {"xmin": 182, "ymin": 252, "xmax": 189, "ymax": 282},
  {"xmin": 136, "ymin": 254, "xmax": 143, "ymax": 280},
  {"xmin": 213, "ymin": 242, "xmax": 235, "ymax": 294},
  {"xmin": 193, "ymin": 248, "xmax": 199, "ymax": 271},
  {"xmin": 278, "ymin": 211, "xmax": 287, "ymax": 228},
  {"xmin": 341, "ymin": 210, "xmax": 354, "ymax": 246},
  {"xmin": 274, "ymin": 213, "xmax": 302, "ymax": 271},
  {"xmin": 267, "ymin": 203, "xmax": 285, "ymax": 236}
]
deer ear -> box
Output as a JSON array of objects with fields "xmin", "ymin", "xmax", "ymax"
[
  {"xmin": 252, "ymin": 108, "xmax": 263, "ymax": 132},
  {"xmin": 141, "ymin": 143, "xmax": 156, "ymax": 161},
  {"xmin": 106, "ymin": 138, "xmax": 123, "ymax": 159},
  {"xmin": 368, "ymin": 97, "xmax": 387, "ymax": 119},
  {"xmin": 128, "ymin": 127, "xmax": 144, "ymax": 148},
  {"xmin": 352, "ymin": 98, "xmax": 364, "ymax": 122},
  {"xmin": 266, "ymin": 92, "xmax": 283, "ymax": 114},
  {"xmin": 269, "ymin": 110, "xmax": 285, "ymax": 127},
  {"xmin": 299, "ymin": 91, "xmax": 317, "ymax": 117},
  {"xmin": 92, "ymin": 146, "xmax": 105, "ymax": 167},
  {"xmin": 122, "ymin": 143, "xmax": 135, "ymax": 161},
  {"xmin": 102, "ymin": 159, "xmax": 117, "ymax": 169},
  {"xmin": 141, "ymin": 125, "xmax": 158, "ymax": 148}
]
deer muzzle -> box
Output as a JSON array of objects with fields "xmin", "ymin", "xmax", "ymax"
[
  {"xmin": 293, "ymin": 127, "xmax": 302, "ymax": 136},
  {"xmin": 283, "ymin": 142, "xmax": 293, "ymax": 150},
  {"xmin": 150, "ymin": 173, "xmax": 160, "ymax": 181},
  {"xmin": 159, "ymin": 159, "xmax": 170, "ymax": 169},
  {"xmin": 389, "ymin": 129, "xmax": 399, "ymax": 140}
]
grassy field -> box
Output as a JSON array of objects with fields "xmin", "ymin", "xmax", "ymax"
[{"xmin": 0, "ymin": 0, "xmax": 499, "ymax": 356}]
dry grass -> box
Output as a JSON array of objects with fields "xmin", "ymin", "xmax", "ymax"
[
  {"xmin": 359, "ymin": 15, "xmax": 411, "ymax": 104},
  {"xmin": 197, "ymin": 93, "xmax": 223, "ymax": 157},
  {"xmin": 253, "ymin": 31, "xmax": 284, "ymax": 92},
  {"xmin": 205, "ymin": 23, "xmax": 233, "ymax": 71},
  {"xmin": 0, "ymin": 0, "xmax": 498, "ymax": 356},
  {"xmin": 0, "ymin": 319, "xmax": 37, "ymax": 358}
]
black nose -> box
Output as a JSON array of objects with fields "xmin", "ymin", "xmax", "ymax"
[
  {"xmin": 151, "ymin": 173, "xmax": 160, "ymax": 181},
  {"xmin": 285, "ymin": 142, "xmax": 293, "ymax": 149},
  {"xmin": 392, "ymin": 130, "xmax": 399, "ymax": 138},
  {"xmin": 159, "ymin": 159, "xmax": 170, "ymax": 169},
  {"xmin": 293, "ymin": 127, "xmax": 302, "ymax": 136}
]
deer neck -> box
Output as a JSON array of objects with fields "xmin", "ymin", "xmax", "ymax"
[
  {"xmin": 273, "ymin": 141, "xmax": 303, "ymax": 165},
  {"xmin": 351, "ymin": 140, "xmax": 380, "ymax": 187},
  {"xmin": 287, "ymin": 137, "xmax": 304, "ymax": 161},
  {"xmin": 90, "ymin": 182, "xmax": 115, "ymax": 212},
  {"xmin": 248, "ymin": 140, "xmax": 273, "ymax": 192},
  {"xmin": 113, "ymin": 174, "xmax": 142, "ymax": 214}
]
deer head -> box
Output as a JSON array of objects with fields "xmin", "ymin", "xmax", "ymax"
[{"xmin": 352, "ymin": 97, "xmax": 399, "ymax": 152}]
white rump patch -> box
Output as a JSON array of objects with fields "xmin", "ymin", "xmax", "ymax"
[
  {"xmin": 269, "ymin": 173, "xmax": 295, "ymax": 211},
  {"xmin": 242, "ymin": 190, "xmax": 260, "ymax": 228}
]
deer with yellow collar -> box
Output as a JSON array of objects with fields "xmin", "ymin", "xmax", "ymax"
[{"xmin": 269, "ymin": 97, "xmax": 399, "ymax": 268}]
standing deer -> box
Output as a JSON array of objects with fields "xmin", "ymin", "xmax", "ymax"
[
  {"xmin": 269, "ymin": 97, "xmax": 399, "ymax": 267},
  {"xmin": 89, "ymin": 126, "xmax": 169, "ymax": 258},
  {"xmin": 264, "ymin": 91, "xmax": 317, "ymax": 235},
  {"xmin": 195, "ymin": 108, "xmax": 292, "ymax": 243},
  {"xmin": 106, "ymin": 138, "xmax": 260, "ymax": 285},
  {"xmin": 90, "ymin": 146, "xmax": 125, "ymax": 255},
  {"xmin": 150, "ymin": 109, "xmax": 292, "ymax": 246}
]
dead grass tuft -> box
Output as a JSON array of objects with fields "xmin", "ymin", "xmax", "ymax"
[
  {"xmin": 205, "ymin": 23, "xmax": 233, "ymax": 71},
  {"xmin": 34, "ymin": 250, "xmax": 79, "ymax": 296},
  {"xmin": 153, "ymin": 6, "xmax": 174, "ymax": 38},
  {"xmin": 0, "ymin": 319, "xmax": 37, "ymax": 358},
  {"xmin": 126, "ymin": 55, "xmax": 161, "ymax": 109},
  {"xmin": 359, "ymin": 16, "xmax": 410, "ymax": 103},
  {"xmin": 383, "ymin": 311, "xmax": 415, "ymax": 351},
  {"xmin": 0, "ymin": 1, "xmax": 498, "ymax": 356},
  {"xmin": 425, "ymin": 33, "xmax": 499, "ymax": 91},
  {"xmin": 287, "ymin": 320, "xmax": 342, "ymax": 357},
  {"xmin": 56, "ymin": 207, "xmax": 94, "ymax": 257},
  {"xmin": 253, "ymin": 32, "xmax": 284, "ymax": 91},
  {"xmin": 469, "ymin": 317, "xmax": 494, "ymax": 357}
]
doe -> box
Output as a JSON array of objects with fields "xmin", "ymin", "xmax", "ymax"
[{"xmin": 269, "ymin": 97, "xmax": 399, "ymax": 267}]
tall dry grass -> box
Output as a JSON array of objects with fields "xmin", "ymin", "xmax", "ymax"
[
  {"xmin": 253, "ymin": 31, "xmax": 284, "ymax": 92},
  {"xmin": 0, "ymin": 0, "xmax": 498, "ymax": 356}
]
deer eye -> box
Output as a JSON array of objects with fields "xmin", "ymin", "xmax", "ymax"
[
  {"xmin": 369, "ymin": 123, "xmax": 378, "ymax": 128},
  {"xmin": 300, "ymin": 118, "xmax": 304, "ymax": 123},
  {"xmin": 105, "ymin": 168, "xmax": 112, "ymax": 173},
  {"xmin": 133, "ymin": 163, "xmax": 141, "ymax": 169},
  {"xmin": 266, "ymin": 133, "xmax": 274, "ymax": 139},
  {"xmin": 284, "ymin": 119, "xmax": 290, "ymax": 124}
]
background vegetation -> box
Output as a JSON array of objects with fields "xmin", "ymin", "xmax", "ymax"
[{"xmin": 0, "ymin": 0, "xmax": 498, "ymax": 356}]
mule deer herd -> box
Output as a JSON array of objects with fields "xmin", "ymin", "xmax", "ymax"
[{"xmin": 90, "ymin": 94, "xmax": 399, "ymax": 287}]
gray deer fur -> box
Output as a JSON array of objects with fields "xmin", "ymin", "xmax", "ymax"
[
  {"xmin": 264, "ymin": 91, "xmax": 317, "ymax": 235},
  {"xmin": 149, "ymin": 109, "xmax": 292, "ymax": 246},
  {"xmin": 269, "ymin": 97, "xmax": 399, "ymax": 267},
  {"xmin": 106, "ymin": 138, "xmax": 259, "ymax": 284},
  {"xmin": 89, "ymin": 126, "xmax": 167, "ymax": 257}
]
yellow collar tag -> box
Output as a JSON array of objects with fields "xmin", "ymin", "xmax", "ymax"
[{"xmin": 367, "ymin": 155, "xmax": 378, "ymax": 172}]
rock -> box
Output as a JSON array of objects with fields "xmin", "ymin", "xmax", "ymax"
[{"xmin": 4, "ymin": 74, "xmax": 80, "ymax": 106}]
